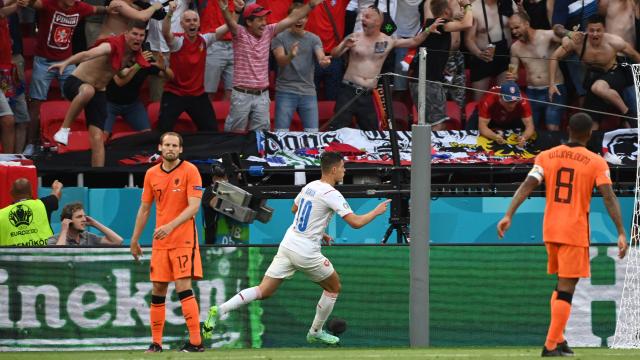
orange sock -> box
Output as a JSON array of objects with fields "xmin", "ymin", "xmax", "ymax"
[
  {"xmin": 545, "ymin": 291, "xmax": 572, "ymax": 350},
  {"xmin": 549, "ymin": 290, "xmax": 566, "ymax": 343},
  {"xmin": 150, "ymin": 295, "xmax": 166, "ymax": 346},
  {"xmin": 179, "ymin": 290, "xmax": 201, "ymax": 346}
]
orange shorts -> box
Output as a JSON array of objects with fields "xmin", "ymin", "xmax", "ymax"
[
  {"xmin": 150, "ymin": 247, "xmax": 203, "ymax": 282},
  {"xmin": 545, "ymin": 242, "xmax": 590, "ymax": 278}
]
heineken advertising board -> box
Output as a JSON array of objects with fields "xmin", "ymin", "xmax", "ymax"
[{"xmin": 0, "ymin": 245, "xmax": 624, "ymax": 350}]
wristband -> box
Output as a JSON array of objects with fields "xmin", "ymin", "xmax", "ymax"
[
  {"xmin": 132, "ymin": 63, "xmax": 141, "ymax": 71},
  {"xmin": 464, "ymin": 4, "xmax": 472, "ymax": 11},
  {"xmin": 565, "ymin": 31, "xmax": 573, "ymax": 39},
  {"xmin": 424, "ymin": 26, "xmax": 430, "ymax": 34}
]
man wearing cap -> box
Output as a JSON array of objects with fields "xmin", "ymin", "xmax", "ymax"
[
  {"xmin": 217, "ymin": 0, "xmax": 325, "ymax": 133},
  {"xmin": 466, "ymin": 81, "xmax": 535, "ymax": 146}
]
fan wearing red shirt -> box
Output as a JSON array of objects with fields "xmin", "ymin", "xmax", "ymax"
[
  {"xmin": 256, "ymin": 0, "xmax": 293, "ymax": 24},
  {"xmin": 158, "ymin": 4, "xmax": 236, "ymax": 133},
  {"xmin": 306, "ymin": 0, "xmax": 350, "ymax": 101},
  {"xmin": 18, "ymin": 0, "xmax": 106, "ymax": 153},
  {"xmin": 467, "ymin": 81, "xmax": 535, "ymax": 146}
]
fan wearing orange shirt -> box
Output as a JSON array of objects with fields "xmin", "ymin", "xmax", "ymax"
[
  {"xmin": 497, "ymin": 112, "xmax": 628, "ymax": 357},
  {"xmin": 130, "ymin": 131, "xmax": 204, "ymax": 353}
]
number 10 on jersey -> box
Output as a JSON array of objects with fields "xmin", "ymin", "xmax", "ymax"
[{"xmin": 295, "ymin": 199, "xmax": 313, "ymax": 231}]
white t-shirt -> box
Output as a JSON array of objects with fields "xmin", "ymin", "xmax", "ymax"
[
  {"xmin": 146, "ymin": 0, "xmax": 189, "ymax": 53},
  {"xmin": 280, "ymin": 180, "xmax": 353, "ymax": 257}
]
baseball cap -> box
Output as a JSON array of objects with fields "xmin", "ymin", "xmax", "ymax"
[
  {"xmin": 243, "ymin": 3, "xmax": 272, "ymax": 18},
  {"xmin": 500, "ymin": 81, "xmax": 521, "ymax": 102}
]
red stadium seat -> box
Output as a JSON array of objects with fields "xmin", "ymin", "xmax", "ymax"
[
  {"xmin": 392, "ymin": 101, "xmax": 410, "ymax": 130},
  {"xmin": 465, "ymin": 101, "xmax": 478, "ymax": 120},
  {"xmin": 22, "ymin": 37, "xmax": 36, "ymax": 70},
  {"xmin": 110, "ymin": 115, "xmax": 136, "ymax": 134},
  {"xmin": 56, "ymin": 131, "xmax": 91, "ymax": 153},
  {"xmin": 212, "ymin": 100, "xmax": 230, "ymax": 131},
  {"xmin": 318, "ymin": 100, "xmax": 335, "ymax": 130},
  {"xmin": 39, "ymin": 100, "xmax": 86, "ymax": 144},
  {"xmin": 445, "ymin": 101, "xmax": 461, "ymax": 130},
  {"xmin": 146, "ymin": 102, "xmax": 198, "ymax": 132}
]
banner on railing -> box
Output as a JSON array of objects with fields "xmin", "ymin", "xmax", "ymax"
[{"xmin": 258, "ymin": 128, "xmax": 542, "ymax": 167}]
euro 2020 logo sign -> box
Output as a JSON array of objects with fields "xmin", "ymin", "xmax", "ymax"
[{"xmin": 8, "ymin": 204, "xmax": 34, "ymax": 228}]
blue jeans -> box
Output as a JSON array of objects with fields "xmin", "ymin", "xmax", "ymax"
[
  {"xmin": 525, "ymin": 85, "xmax": 567, "ymax": 128},
  {"xmin": 314, "ymin": 57, "xmax": 343, "ymax": 101},
  {"xmin": 105, "ymin": 101, "xmax": 151, "ymax": 133},
  {"xmin": 29, "ymin": 56, "xmax": 76, "ymax": 100},
  {"xmin": 274, "ymin": 91, "xmax": 318, "ymax": 131}
]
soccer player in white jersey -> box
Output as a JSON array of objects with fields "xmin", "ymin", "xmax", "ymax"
[{"xmin": 202, "ymin": 151, "xmax": 391, "ymax": 345}]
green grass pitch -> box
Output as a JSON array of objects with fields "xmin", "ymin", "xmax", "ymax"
[{"xmin": 3, "ymin": 347, "xmax": 640, "ymax": 360}]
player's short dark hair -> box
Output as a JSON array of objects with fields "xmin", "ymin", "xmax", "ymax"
[
  {"xmin": 159, "ymin": 131, "xmax": 183, "ymax": 146},
  {"xmin": 513, "ymin": 11, "xmax": 530, "ymax": 24},
  {"xmin": 128, "ymin": 20, "xmax": 148, "ymax": 31},
  {"xmin": 586, "ymin": 14, "xmax": 606, "ymax": 26},
  {"xmin": 568, "ymin": 112, "xmax": 593, "ymax": 137},
  {"xmin": 320, "ymin": 151, "xmax": 344, "ymax": 173},
  {"xmin": 211, "ymin": 164, "xmax": 227, "ymax": 179},
  {"xmin": 60, "ymin": 202, "xmax": 84, "ymax": 221},
  {"xmin": 430, "ymin": 0, "xmax": 449, "ymax": 17},
  {"xmin": 287, "ymin": 2, "xmax": 304, "ymax": 15}
]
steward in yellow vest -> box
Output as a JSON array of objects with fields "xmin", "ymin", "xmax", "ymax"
[{"xmin": 0, "ymin": 178, "xmax": 63, "ymax": 247}]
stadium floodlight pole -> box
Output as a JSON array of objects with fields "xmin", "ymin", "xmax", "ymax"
[{"xmin": 410, "ymin": 47, "xmax": 430, "ymax": 347}]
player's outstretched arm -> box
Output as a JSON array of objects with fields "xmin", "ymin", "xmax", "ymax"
[
  {"xmin": 598, "ymin": 183, "xmax": 628, "ymax": 258},
  {"xmin": 130, "ymin": 202, "xmax": 151, "ymax": 260},
  {"xmin": 497, "ymin": 176, "xmax": 539, "ymax": 239},
  {"xmin": 342, "ymin": 199, "xmax": 391, "ymax": 229}
]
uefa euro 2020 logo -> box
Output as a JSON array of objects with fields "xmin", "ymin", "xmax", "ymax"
[{"xmin": 8, "ymin": 204, "xmax": 34, "ymax": 228}]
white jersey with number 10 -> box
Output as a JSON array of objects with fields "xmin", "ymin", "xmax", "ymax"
[{"xmin": 280, "ymin": 180, "xmax": 353, "ymax": 257}]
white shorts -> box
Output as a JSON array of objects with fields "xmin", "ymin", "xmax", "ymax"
[{"xmin": 265, "ymin": 246, "xmax": 335, "ymax": 283}]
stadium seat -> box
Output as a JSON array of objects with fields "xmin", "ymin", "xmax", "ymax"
[
  {"xmin": 55, "ymin": 131, "xmax": 91, "ymax": 153},
  {"xmin": 465, "ymin": 101, "xmax": 478, "ymax": 125},
  {"xmin": 212, "ymin": 100, "xmax": 230, "ymax": 131},
  {"xmin": 445, "ymin": 101, "xmax": 462, "ymax": 130},
  {"xmin": 22, "ymin": 37, "xmax": 36, "ymax": 70},
  {"xmin": 39, "ymin": 100, "xmax": 86, "ymax": 144},
  {"xmin": 110, "ymin": 115, "xmax": 136, "ymax": 134},
  {"xmin": 392, "ymin": 101, "xmax": 410, "ymax": 130},
  {"xmin": 146, "ymin": 102, "xmax": 198, "ymax": 132},
  {"xmin": 318, "ymin": 100, "xmax": 335, "ymax": 130}
]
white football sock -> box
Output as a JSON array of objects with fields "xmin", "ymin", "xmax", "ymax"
[
  {"xmin": 219, "ymin": 286, "xmax": 262, "ymax": 315},
  {"xmin": 309, "ymin": 291, "xmax": 338, "ymax": 335}
]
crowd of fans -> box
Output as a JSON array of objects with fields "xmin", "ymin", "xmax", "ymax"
[{"xmin": 0, "ymin": 0, "xmax": 639, "ymax": 165}]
